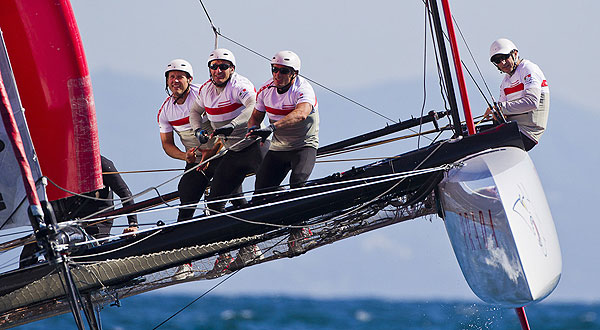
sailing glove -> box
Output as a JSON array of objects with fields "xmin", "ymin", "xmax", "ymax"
[
  {"xmin": 247, "ymin": 124, "xmax": 275, "ymax": 143},
  {"xmin": 213, "ymin": 123, "xmax": 235, "ymax": 137},
  {"xmin": 194, "ymin": 129, "xmax": 210, "ymax": 144}
]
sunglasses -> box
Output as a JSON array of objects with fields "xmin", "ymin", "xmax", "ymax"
[
  {"xmin": 491, "ymin": 53, "xmax": 511, "ymax": 64},
  {"xmin": 271, "ymin": 66, "xmax": 293, "ymax": 75},
  {"xmin": 209, "ymin": 63, "xmax": 232, "ymax": 70}
]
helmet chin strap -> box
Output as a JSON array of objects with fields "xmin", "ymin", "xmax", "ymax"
[
  {"xmin": 274, "ymin": 73, "xmax": 297, "ymax": 94},
  {"xmin": 210, "ymin": 69, "xmax": 233, "ymax": 88},
  {"xmin": 508, "ymin": 52, "xmax": 519, "ymax": 75},
  {"xmin": 172, "ymin": 84, "xmax": 190, "ymax": 104},
  {"xmin": 212, "ymin": 77, "xmax": 231, "ymax": 88}
]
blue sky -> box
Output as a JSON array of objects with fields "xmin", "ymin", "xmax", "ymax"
[{"xmin": 67, "ymin": 0, "xmax": 600, "ymax": 303}]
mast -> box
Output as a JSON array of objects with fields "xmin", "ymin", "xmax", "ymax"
[
  {"xmin": 427, "ymin": 0, "xmax": 464, "ymax": 137},
  {"xmin": 439, "ymin": 0, "xmax": 475, "ymax": 135}
]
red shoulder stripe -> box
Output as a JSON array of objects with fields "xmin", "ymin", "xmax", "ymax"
[
  {"xmin": 256, "ymin": 82, "xmax": 274, "ymax": 99},
  {"xmin": 199, "ymin": 79, "xmax": 212, "ymax": 92},
  {"xmin": 157, "ymin": 97, "xmax": 171, "ymax": 123}
]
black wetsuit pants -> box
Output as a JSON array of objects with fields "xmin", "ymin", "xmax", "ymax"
[
  {"xmin": 177, "ymin": 158, "xmax": 220, "ymax": 221},
  {"xmin": 254, "ymin": 146, "xmax": 317, "ymax": 194},
  {"xmin": 206, "ymin": 141, "xmax": 263, "ymax": 213}
]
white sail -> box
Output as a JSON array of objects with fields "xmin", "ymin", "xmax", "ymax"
[{"xmin": 0, "ymin": 29, "xmax": 47, "ymax": 229}]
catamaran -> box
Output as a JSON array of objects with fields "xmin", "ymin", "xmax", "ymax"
[{"xmin": 0, "ymin": 0, "xmax": 560, "ymax": 329}]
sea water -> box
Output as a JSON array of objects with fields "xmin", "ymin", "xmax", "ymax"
[{"xmin": 14, "ymin": 295, "xmax": 600, "ymax": 329}]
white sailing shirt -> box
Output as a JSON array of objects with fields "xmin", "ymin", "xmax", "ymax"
[
  {"xmin": 157, "ymin": 84, "xmax": 212, "ymax": 153},
  {"xmin": 499, "ymin": 59, "xmax": 550, "ymax": 143},
  {"xmin": 194, "ymin": 73, "xmax": 256, "ymax": 151},
  {"xmin": 255, "ymin": 76, "xmax": 319, "ymax": 151}
]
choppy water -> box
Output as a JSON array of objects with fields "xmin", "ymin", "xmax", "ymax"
[{"xmin": 14, "ymin": 294, "xmax": 600, "ymax": 329}]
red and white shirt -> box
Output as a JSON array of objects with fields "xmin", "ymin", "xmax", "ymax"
[
  {"xmin": 157, "ymin": 84, "xmax": 211, "ymax": 152},
  {"xmin": 196, "ymin": 73, "xmax": 255, "ymax": 123},
  {"xmin": 499, "ymin": 59, "xmax": 550, "ymax": 142},
  {"xmin": 193, "ymin": 73, "xmax": 256, "ymax": 151},
  {"xmin": 256, "ymin": 76, "xmax": 319, "ymax": 151}
]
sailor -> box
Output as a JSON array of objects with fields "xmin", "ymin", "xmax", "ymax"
[
  {"xmin": 157, "ymin": 59, "xmax": 221, "ymax": 221},
  {"xmin": 189, "ymin": 49, "xmax": 263, "ymax": 213},
  {"xmin": 82, "ymin": 156, "xmax": 139, "ymax": 237},
  {"xmin": 247, "ymin": 50, "xmax": 319, "ymax": 194},
  {"xmin": 485, "ymin": 38, "xmax": 550, "ymax": 151}
]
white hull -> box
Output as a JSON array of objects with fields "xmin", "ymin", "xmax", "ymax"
[{"xmin": 438, "ymin": 147, "xmax": 561, "ymax": 307}]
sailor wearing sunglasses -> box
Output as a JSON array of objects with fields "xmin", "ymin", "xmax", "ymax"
[
  {"xmin": 248, "ymin": 50, "xmax": 319, "ymax": 195},
  {"xmin": 484, "ymin": 38, "xmax": 549, "ymax": 151},
  {"xmin": 189, "ymin": 48, "xmax": 262, "ymax": 213}
]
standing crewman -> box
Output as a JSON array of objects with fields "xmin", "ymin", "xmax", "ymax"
[
  {"xmin": 247, "ymin": 50, "xmax": 319, "ymax": 194},
  {"xmin": 485, "ymin": 38, "xmax": 549, "ymax": 151},
  {"xmin": 157, "ymin": 59, "xmax": 220, "ymax": 221},
  {"xmin": 189, "ymin": 49, "xmax": 263, "ymax": 213}
]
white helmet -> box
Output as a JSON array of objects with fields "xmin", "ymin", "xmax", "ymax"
[
  {"xmin": 271, "ymin": 50, "xmax": 301, "ymax": 71},
  {"xmin": 207, "ymin": 48, "xmax": 236, "ymax": 67},
  {"xmin": 489, "ymin": 38, "xmax": 518, "ymax": 61},
  {"xmin": 165, "ymin": 59, "xmax": 194, "ymax": 78}
]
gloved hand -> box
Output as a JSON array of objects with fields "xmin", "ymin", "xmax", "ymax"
[
  {"xmin": 213, "ymin": 123, "xmax": 235, "ymax": 137},
  {"xmin": 247, "ymin": 124, "xmax": 275, "ymax": 143},
  {"xmin": 194, "ymin": 129, "xmax": 210, "ymax": 144}
]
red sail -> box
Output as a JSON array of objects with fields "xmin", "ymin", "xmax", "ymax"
[{"xmin": 0, "ymin": 0, "xmax": 102, "ymax": 200}]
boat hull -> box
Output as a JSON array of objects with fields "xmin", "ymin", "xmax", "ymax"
[{"xmin": 438, "ymin": 147, "xmax": 561, "ymax": 307}]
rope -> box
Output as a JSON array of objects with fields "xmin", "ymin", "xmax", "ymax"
[
  {"xmin": 61, "ymin": 162, "xmax": 451, "ymax": 252},
  {"xmin": 195, "ymin": 2, "xmax": 398, "ymax": 125}
]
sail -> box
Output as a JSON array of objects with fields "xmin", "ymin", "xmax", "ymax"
[
  {"xmin": 0, "ymin": 0, "xmax": 102, "ymax": 201},
  {"xmin": 0, "ymin": 31, "xmax": 46, "ymax": 229}
]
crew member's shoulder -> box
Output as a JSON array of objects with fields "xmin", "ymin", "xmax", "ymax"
[
  {"xmin": 519, "ymin": 59, "xmax": 543, "ymax": 73},
  {"xmin": 257, "ymin": 78, "xmax": 275, "ymax": 96},
  {"xmin": 158, "ymin": 96, "xmax": 172, "ymax": 114},
  {"xmin": 198, "ymin": 80, "xmax": 212, "ymax": 93}
]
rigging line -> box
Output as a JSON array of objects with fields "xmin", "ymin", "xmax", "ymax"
[
  {"xmin": 68, "ymin": 166, "xmax": 448, "ymax": 247},
  {"xmin": 425, "ymin": 2, "xmax": 450, "ymax": 114},
  {"xmin": 418, "ymin": 1, "xmax": 429, "ymax": 148},
  {"xmin": 69, "ymin": 137, "xmax": 249, "ymax": 227},
  {"xmin": 75, "ymin": 133, "xmax": 446, "ymax": 228},
  {"xmin": 197, "ymin": 0, "xmax": 219, "ymax": 48},
  {"xmin": 420, "ymin": 0, "xmax": 493, "ymax": 109},
  {"xmin": 152, "ymin": 236, "xmax": 287, "ymax": 330},
  {"xmin": 70, "ymin": 229, "xmax": 163, "ymax": 260},
  {"xmin": 77, "ymin": 167, "xmax": 439, "ymax": 239},
  {"xmin": 203, "ymin": 26, "xmax": 398, "ymax": 124},
  {"xmin": 203, "ymin": 165, "xmax": 449, "ymax": 230},
  {"xmin": 315, "ymin": 126, "xmax": 447, "ymax": 158},
  {"xmin": 299, "ymin": 75, "xmax": 398, "ymax": 124},
  {"xmin": 323, "ymin": 140, "xmax": 452, "ymax": 224},
  {"xmin": 102, "ymin": 168, "xmax": 181, "ymax": 175},
  {"xmin": 151, "ymin": 274, "xmax": 229, "ymax": 329},
  {"xmin": 451, "ymin": 14, "xmax": 495, "ymax": 103}
]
